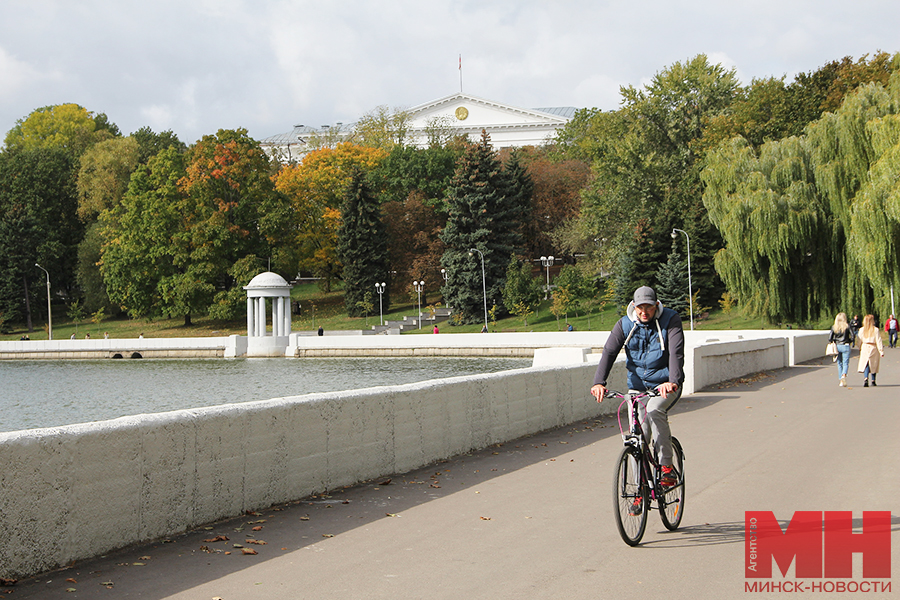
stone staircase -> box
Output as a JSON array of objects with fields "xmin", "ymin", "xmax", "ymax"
[{"xmin": 374, "ymin": 307, "xmax": 453, "ymax": 334}]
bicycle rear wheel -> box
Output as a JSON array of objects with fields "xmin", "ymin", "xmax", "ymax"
[
  {"xmin": 659, "ymin": 436, "xmax": 685, "ymax": 530},
  {"xmin": 612, "ymin": 446, "xmax": 648, "ymax": 546}
]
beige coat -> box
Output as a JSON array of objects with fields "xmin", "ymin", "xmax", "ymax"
[{"xmin": 857, "ymin": 330, "xmax": 884, "ymax": 373}]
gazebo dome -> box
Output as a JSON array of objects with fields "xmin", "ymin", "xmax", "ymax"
[
  {"xmin": 245, "ymin": 271, "xmax": 290, "ymax": 290},
  {"xmin": 243, "ymin": 271, "xmax": 293, "ymax": 345}
]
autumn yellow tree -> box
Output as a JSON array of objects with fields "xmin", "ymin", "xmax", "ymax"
[
  {"xmin": 3, "ymin": 103, "xmax": 117, "ymax": 156},
  {"xmin": 273, "ymin": 143, "xmax": 386, "ymax": 290}
]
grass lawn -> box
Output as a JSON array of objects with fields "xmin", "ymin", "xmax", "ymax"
[{"xmin": 0, "ymin": 281, "xmax": 831, "ymax": 341}]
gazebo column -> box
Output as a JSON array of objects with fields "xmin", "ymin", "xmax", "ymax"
[
  {"xmin": 283, "ymin": 298, "xmax": 292, "ymax": 335},
  {"xmin": 257, "ymin": 297, "xmax": 266, "ymax": 336},
  {"xmin": 247, "ymin": 297, "xmax": 255, "ymax": 337},
  {"xmin": 273, "ymin": 298, "xmax": 282, "ymax": 337}
]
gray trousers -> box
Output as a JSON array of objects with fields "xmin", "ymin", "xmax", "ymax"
[{"xmin": 630, "ymin": 387, "xmax": 682, "ymax": 467}]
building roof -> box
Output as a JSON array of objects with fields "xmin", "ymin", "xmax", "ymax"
[{"xmin": 259, "ymin": 93, "xmax": 578, "ymax": 157}]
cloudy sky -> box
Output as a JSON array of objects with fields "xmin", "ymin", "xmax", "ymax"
[{"xmin": 2, "ymin": 0, "xmax": 899, "ymax": 145}]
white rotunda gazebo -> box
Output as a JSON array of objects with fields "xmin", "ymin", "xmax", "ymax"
[{"xmin": 244, "ymin": 272, "xmax": 292, "ymax": 356}]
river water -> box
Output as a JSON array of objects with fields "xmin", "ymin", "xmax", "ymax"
[{"xmin": 1, "ymin": 357, "xmax": 531, "ymax": 433}]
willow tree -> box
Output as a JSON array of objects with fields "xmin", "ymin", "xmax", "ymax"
[
  {"xmin": 703, "ymin": 136, "xmax": 835, "ymax": 322},
  {"xmin": 703, "ymin": 65, "xmax": 900, "ymax": 322}
]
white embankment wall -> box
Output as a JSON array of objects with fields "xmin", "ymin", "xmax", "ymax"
[{"xmin": 0, "ymin": 330, "xmax": 827, "ymax": 579}]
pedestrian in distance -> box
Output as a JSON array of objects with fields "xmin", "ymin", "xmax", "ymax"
[
  {"xmin": 885, "ymin": 314, "xmax": 898, "ymax": 348},
  {"xmin": 828, "ymin": 312, "xmax": 854, "ymax": 387},
  {"xmin": 849, "ymin": 314, "xmax": 862, "ymax": 342},
  {"xmin": 857, "ymin": 314, "xmax": 884, "ymax": 387},
  {"xmin": 433, "ymin": 325, "xmax": 439, "ymax": 334}
]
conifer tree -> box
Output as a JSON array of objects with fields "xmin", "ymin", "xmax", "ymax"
[
  {"xmin": 338, "ymin": 168, "xmax": 390, "ymax": 317},
  {"xmin": 441, "ymin": 131, "xmax": 523, "ymax": 323},
  {"xmin": 656, "ymin": 243, "xmax": 690, "ymax": 317}
]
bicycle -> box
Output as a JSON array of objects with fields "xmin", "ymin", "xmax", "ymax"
[{"xmin": 606, "ymin": 389, "xmax": 685, "ymax": 546}]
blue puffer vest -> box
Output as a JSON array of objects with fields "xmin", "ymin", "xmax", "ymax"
[{"xmin": 620, "ymin": 306, "xmax": 678, "ymax": 391}]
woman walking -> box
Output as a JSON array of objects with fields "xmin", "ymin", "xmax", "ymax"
[
  {"xmin": 857, "ymin": 314, "xmax": 884, "ymax": 387},
  {"xmin": 829, "ymin": 313, "xmax": 854, "ymax": 387}
]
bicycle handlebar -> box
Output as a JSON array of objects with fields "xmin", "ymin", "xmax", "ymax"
[{"xmin": 603, "ymin": 389, "xmax": 661, "ymax": 400}]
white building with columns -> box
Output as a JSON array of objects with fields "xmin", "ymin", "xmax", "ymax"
[
  {"xmin": 244, "ymin": 271, "xmax": 292, "ymax": 357},
  {"xmin": 260, "ymin": 92, "xmax": 576, "ymax": 161}
]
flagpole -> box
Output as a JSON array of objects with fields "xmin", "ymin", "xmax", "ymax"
[{"xmin": 459, "ymin": 54, "xmax": 462, "ymax": 92}]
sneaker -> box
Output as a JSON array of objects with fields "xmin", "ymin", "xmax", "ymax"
[
  {"xmin": 864, "ymin": 380, "xmax": 869, "ymax": 387},
  {"xmin": 839, "ymin": 376, "xmax": 846, "ymax": 387},
  {"xmin": 872, "ymin": 379, "xmax": 877, "ymax": 387},
  {"xmin": 629, "ymin": 497, "xmax": 643, "ymax": 516},
  {"xmin": 660, "ymin": 465, "xmax": 677, "ymax": 487}
]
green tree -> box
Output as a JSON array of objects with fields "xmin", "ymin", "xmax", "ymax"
[
  {"xmin": 701, "ymin": 52, "xmax": 896, "ymax": 153},
  {"xmin": 373, "ymin": 144, "xmax": 461, "ymax": 206},
  {"xmin": 655, "ymin": 243, "xmax": 690, "ymax": 317},
  {"xmin": 0, "ymin": 147, "xmax": 82, "ymax": 327},
  {"xmin": 76, "ymin": 136, "xmax": 141, "ymax": 221},
  {"xmin": 100, "ymin": 147, "xmax": 187, "ymax": 320},
  {"xmin": 501, "ymin": 256, "xmax": 542, "ymax": 326},
  {"xmin": 553, "ymin": 264, "xmax": 588, "ymax": 320},
  {"xmin": 338, "ymin": 169, "xmax": 391, "ymax": 317},
  {"xmin": 130, "ymin": 126, "xmax": 186, "ymax": 164},
  {"xmin": 570, "ymin": 55, "xmax": 739, "ymax": 307},
  {"xmin": 76, "ymin": 222, "xmax": 120, "ymax": 315},
  {"xmin": 101, "ymin": 130, "xmax": 290, "ymax": 324},
  {"xmin": 440, "ymin": 131, "xmax": 524, "ymax": 323}
]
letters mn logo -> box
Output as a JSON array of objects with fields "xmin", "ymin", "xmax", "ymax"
[{"xmin": 745, "ymin": 511, "xmax": 891, "ymax": 578}]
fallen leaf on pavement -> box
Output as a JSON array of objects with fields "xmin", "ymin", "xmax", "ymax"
[{"xmin": 241, "ymin": 548, "xmax": 258, "ymax": 555}]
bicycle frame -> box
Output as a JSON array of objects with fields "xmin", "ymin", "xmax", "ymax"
[
  {"xmin": 619, "ymin": 392, "xmax": 665, "ymax": 507},
  {"xmin": 607, "ymin": 387, "xmax": 685, "ymax": 545}
]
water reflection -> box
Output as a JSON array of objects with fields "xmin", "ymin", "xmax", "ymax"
[{"xmin": 0, "ymin": 357, "xmax": 531, "ymax": 433}]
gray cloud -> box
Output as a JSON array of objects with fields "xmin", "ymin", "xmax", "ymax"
[{"xmin": 1, "ymin": 0, "xmax": 898, "ymax": 145}]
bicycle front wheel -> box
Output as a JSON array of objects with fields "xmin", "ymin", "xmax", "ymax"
[
  {"xmin": 659, "ymin": 436, "xmax": 685, "ymax": 531},
  {"xmin": 612, "ymin": 446, "xmax": 648, "ymax": 546}
]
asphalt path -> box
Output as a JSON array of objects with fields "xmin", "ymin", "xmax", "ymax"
[{"xmin": 10, "ymin": 350, "xmax": 900, "ymax": 599}]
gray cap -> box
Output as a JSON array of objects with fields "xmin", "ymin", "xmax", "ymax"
[{"xmin": 633, "ymin": 286, "xmax": 657, "ymax": 306}]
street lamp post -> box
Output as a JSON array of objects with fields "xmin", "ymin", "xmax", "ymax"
[
  {"xmin": 375, "ymin": 282, "xmax": 386, "ymax": 326},
  {"xmin": 440, "ymin": 268, "xmax": 449, "ymax": 310},
  {"xmin": 670, "ymin": 229, "xmax": 694, "ymax": 331},
  {"xmin": 35, "ymin": 263, "xmax": 52, "ymax": 340},
  {"xmin": 413, "ymin": 281, "xmax": 425, "ymax": 329},
  {"xmin": 540, "ymin": 255, "xmax": 554, "ymax": 300},
  {"xmin": 468, "ymin": 248, "xmax": 488, "ymax": 332}
]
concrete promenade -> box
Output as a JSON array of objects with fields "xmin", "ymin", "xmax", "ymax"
[{"xmin": 9, "ymin": 347, "xmax": 899, "ymax": 599}]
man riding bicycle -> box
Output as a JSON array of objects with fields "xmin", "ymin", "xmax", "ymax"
[{"xmin": 590, "ymin": 286, "xmax": 686, "ymax": 491}]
